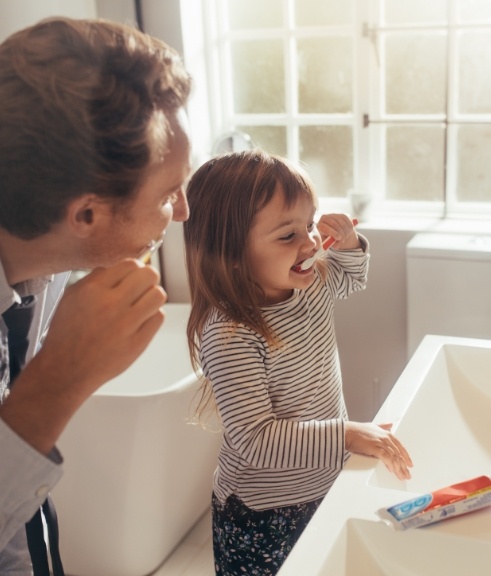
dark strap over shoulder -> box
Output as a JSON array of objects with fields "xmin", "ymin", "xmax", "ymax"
[
  {"xmin": 2, "ymin": 297, "xmax": 65, "ymax": 575},
  {"xmin": 25, "ymin": 497, "xmax": 65, "ymax": 576}
]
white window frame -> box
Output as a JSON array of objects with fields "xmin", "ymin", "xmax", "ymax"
[{"xmin": 180, "ymin": 0, "xmax": 491, "ymax": 220}]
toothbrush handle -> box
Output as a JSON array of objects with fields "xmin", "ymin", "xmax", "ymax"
[
  {"xmin": 321, "ymin": 236, "xmax": 337, "ymax": 251},
  {"xmin": 321, "ymin": 218, "xmax": 358, "ymax": 250}
]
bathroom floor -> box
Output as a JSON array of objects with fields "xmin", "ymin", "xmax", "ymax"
[{"xmin": 150, "ymin": 508, "xmax": 215, "ymax": 576}]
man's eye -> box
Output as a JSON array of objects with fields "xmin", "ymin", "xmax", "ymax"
[{"xmin": 163, "ymin": 192, "xmax": 178, "ymax": 205}]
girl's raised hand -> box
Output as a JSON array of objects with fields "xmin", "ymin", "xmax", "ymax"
[
  {"xmin": 316, "ymin": 213, "xmax": 360, "ymax": 250},
  {"xmin": 344, "ymin": 421, "xmax": 413, "ymax": 480}
]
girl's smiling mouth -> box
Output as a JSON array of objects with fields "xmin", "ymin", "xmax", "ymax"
[{"xmin": 291, "ymin": 261, "xmax": 313, "ymax": 274}]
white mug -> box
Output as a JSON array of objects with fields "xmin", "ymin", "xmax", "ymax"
[{"xmin": 347, "ymin": 189, "xmax": 373, "ymax": 221}]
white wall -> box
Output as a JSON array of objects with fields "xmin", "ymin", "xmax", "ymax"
[
  {"xmin": 0, "ymin": 0, "xmax": 97, "ymax": 41},
  {"xmin": 335, "ymin": 225, "xmax": 416, "ymax": 421},
  {"xmin": 95, "ymin": 0, "xmax": 135, "ymax": 24},
  {"xmin": 336, "ymin": 219, "xmax": 491, "ymax": 421},
  {"xmin": 139, "ymin": 0, "xmax": 183, "ymax": 54}
]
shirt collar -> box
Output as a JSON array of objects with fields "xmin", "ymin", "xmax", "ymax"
[{"xmin": 0, "ymin": 257, "xmax": 52, "ymax": 314}]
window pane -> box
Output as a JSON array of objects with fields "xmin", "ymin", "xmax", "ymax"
[
  {"xmin": 227, "ymin": 0, "xmax": 282, "ymax": 30},
  {"xmin": 458, "ymin": 32, "xmax": 491, "ymax": 114},
  {"xmin": 294, "ymin": 0, "xmax": 352, "ymax": 27},
  {"xmin": 238, "ymin": 125, "xmax": 287, "ymax": 157},
  {"xmin": 386, "ymin": 126, "xmax": 445, "ymax": 201},
  {"xmin": 299, "ymin": 126, "xmax": 353, "ymax": 198},
  {"xmin": 298, "ymin": 37, "xmax": 352, "ymax": 114},
  {"xmin": 457, "ymin": 126, "xmax": 491, "ymax": 202},
  {"xmin": 231, "ymin": 40, "xmax": 285, "ymax": 113},
  {"xmin": 385, "ymin": 34, "xmax": 447, "ymax": 114},
  {"xmin": 457, "ymin": 0, "xmax": 491, "ymax": 23},
  {"xmin": 384, "ymin": 0, "xmax": 447, "ymax": 24}
]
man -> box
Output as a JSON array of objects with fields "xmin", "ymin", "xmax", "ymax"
[{"xmin": 0, "ymin": 17, "xmax": 192, "ymax": 573}]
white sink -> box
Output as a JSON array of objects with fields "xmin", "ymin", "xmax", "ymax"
[
  {"xmin": 369, "ymin": 343, "xmax": 491, "ymax": 493},
  {"xmin": 278, "ymin": 336, "xmax": 491, "ymax": 576},
  {"xmin": 322, "ymin": 513, "xmax": 491, "ymax": 576}
]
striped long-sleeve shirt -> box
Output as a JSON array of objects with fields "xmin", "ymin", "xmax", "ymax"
[{"xmin": 200, "ymin": 238, "xmax": 369, "ymax": 510}]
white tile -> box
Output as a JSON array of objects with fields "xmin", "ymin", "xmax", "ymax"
[
  {"xmin": 182, "ymin": 540, "xmax": 215, "ymax": 576},
  {"xmin": 185, "ymin": 508, "xmax": 212, "ymax": 547},
  {"xmin": 151, "ymin": 542, "xmax": 200, "ymax": 576},
  {"xmin": 150, "ymin": 508, "xmax": 214, "ymax": 576}
]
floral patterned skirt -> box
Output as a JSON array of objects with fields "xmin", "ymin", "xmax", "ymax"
[{"xmin": 212, "ymin": 492, "xmax": 324, "ymax": 576}]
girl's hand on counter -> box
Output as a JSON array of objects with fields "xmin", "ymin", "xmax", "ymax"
[{"xmin": 345, "ymin": 421, "xmax": 413, "ymax": 481}]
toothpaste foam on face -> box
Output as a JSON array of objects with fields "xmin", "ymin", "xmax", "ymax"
[{"xmin": 378, "ymin": 475, "xmax": 491, "ymax": 531}]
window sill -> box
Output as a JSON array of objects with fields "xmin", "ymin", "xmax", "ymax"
[
  {"xmin": 317, "ymin": 198, "xmax": 491, "ymax": 236},
  {"xmin": 354, "ymin": 217, "xmax": 491, "ymax": 235}
]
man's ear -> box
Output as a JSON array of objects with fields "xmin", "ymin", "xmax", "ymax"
[{"xmin": 66, "ymin": 194, "xmax": 112, "ymax": 238}]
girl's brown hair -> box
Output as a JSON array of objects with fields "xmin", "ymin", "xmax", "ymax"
[{"xmin": 184, "ymin": 150, "xmax": 319, "ymax": 419}]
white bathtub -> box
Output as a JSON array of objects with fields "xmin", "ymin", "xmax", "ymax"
[{"xmin": 52, "ymin": 304, "xmax": 220, "ymax": 576}]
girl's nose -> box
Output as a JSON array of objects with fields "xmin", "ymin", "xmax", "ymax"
[{"xmin": 305, "ymin": 228, "xmax": 321, "ymax": 251}]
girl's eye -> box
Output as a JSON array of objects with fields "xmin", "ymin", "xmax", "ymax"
[
  {"xmin": 307, "ymin": 222, "xmax": 315, "ymax": 232},
  {"xmin": 280, "ymin": 232, "xmax": 295, "ymax": 241}
]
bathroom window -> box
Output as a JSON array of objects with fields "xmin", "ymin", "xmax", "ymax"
[{"xmin": 184, "ymin": 0, "xmax": 491, "ymax": 219}]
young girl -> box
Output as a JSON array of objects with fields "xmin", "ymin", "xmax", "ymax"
[{"xmin": 183, "ymin": 150, "xmax": 412, "ymax": 576}]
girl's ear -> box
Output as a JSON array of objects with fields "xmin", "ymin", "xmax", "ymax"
[{"xmin": 65, "ymin": 194, "xmax": 113, "ymax": 238}]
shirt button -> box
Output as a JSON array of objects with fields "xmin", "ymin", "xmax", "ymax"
[{"xmin": 36, "ymin": 485, "xmax": 49, "ymax": 498}]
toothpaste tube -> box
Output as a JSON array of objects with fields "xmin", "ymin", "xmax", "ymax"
[{"xmin": 378, "ymin": 475, "xmax": 491, "ymax": 531}]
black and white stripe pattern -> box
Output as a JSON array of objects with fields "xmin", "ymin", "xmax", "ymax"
[{"xmin": 200, "ymin": 241, "xmax": 369, "ymax": 510}]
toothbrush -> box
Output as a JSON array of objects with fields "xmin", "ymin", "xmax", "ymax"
[
  {"xmin": 139, "ymin": 234, "xmax": 165, "ymax": 265},
  {"xmin": 299, "ymin": 218, "xmax": 359, "ymax": 271}
]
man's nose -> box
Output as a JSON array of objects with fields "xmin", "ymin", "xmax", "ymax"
[{"xmin": 171, "ymin": 188, "xmax": 190, "ymax": 222}]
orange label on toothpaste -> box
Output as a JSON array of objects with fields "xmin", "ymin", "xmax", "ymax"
[{"xmin": 379, "ymin": 475, "xmax": 491, "ymax": 530}]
